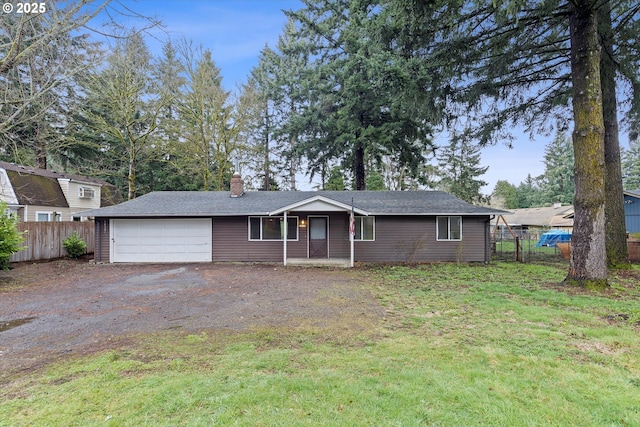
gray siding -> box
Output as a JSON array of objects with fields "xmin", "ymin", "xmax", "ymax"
[{"xmin": 355, "ymin": 216, "xmax": 489, "ymax": 263}]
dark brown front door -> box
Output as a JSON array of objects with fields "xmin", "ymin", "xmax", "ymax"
[{"xmin": 309, "ymin": 216, "xmax": 328, "ymax": 258}]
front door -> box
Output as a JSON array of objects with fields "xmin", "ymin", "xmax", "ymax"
[{"xmin": 309, "ymin": 216, "xmax": 328, "ymax": 258}]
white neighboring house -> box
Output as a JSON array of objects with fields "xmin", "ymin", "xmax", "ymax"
[{"xmin": 0, "ymin": 161, "xmax": 122, "ymax": 221}]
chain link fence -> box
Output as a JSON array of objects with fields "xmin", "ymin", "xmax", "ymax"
[{"xmin": 491, "ymin": 229, "xmax": 568, "ymax": 263}]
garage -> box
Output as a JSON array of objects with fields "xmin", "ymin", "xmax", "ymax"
[{"xmin": 110, "ymin": 218, "xmax": 212, "ymax": 263}]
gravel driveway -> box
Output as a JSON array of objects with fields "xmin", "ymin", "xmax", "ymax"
[{"xmin": 0, "ymin": 259, "xmax": 384, "ymax": 378}]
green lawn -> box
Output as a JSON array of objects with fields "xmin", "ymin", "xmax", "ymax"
[{"xmin": 2, "ymin": 262, "xmax": 639, "ymax": 426}]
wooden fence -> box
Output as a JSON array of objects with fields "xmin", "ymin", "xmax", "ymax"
[{"xmin": 10, "ymin": 222, "xmax": 95, "ymax": 263}]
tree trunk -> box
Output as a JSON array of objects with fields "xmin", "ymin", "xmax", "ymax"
[
  {"xmin": 128, "ymin": 151, "xmax": 136, "ymax": 200},
  {"xmin": 34, "ymin": 124, "xmax": 47, "ymax": 170},
  {"xmin": 289, "ymin": 100, "xmax": 297, "ymax": 191},
  {"xmin": 290, "ymin": 156, "xmax": 296, "ymax": 191},
  {"xmin": 354, "ymin": 138, "xmax": 366, "ymax": 190},
  {"xmin": 566, "ymin": 2, "xmax": 608, "ymax": 287},
  {"xmin": 599, "ymin": 2, "xmax": 628, "ymax": 267},
  {"xmin": 264, "ymin": 101, "xmax": 270, "ymax": 191}
]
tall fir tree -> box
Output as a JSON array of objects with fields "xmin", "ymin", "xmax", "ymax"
[
  {"xmin": 388, "ymin": 0, "xmax": 640, "ymax": 284},
  {"xmin": 139, "ymin": 40, "xmax": 190, "ymax": 192},
  {"xmin": 436, "ymin": 134, "xmax": 488, "ymax": 205},
  {"xmin": 622, "ymin": 141, "xmax": 640, "ymax": 190},
  {"xmin": 179, "ymin": 46, "xmax": 228, "ymax": 191},
  {"xmin": 538, "ymin": 132, "xmax": 575, "ymax": 205},
  {"xmin": 286, "ymin": 0, "xmax": 436, "ymax": 190},
  {"xmin": 516, "ymin": 174, "xmax": 544, "ymax": 208},
  {"xmin": 79, "ymin": 32, "xmax": 168, "ymax": 200}
]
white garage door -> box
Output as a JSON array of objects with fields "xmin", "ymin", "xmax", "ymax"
[{"xmin": 111, "ymin": 219, "xmax": 212, "ymax": 263}]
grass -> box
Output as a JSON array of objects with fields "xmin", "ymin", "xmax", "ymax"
[{"xmin": 2, "ymin": 262, "xmax": 640, "ymax": 426}]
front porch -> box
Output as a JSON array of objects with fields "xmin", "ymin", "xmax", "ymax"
[
  {"xmin": 285, "ymin": 258, "xmax": 352, "ymax": 268},
  {"xmin": 275, "ymin": 196, "xmax": 366, "ymax": 269}
]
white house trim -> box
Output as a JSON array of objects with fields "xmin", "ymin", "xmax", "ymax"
[{"xmin": 270, "ymin": 195, "xmax": 368, "ymax": 215}]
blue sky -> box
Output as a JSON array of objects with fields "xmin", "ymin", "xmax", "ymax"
[
  {"xmin": 108, "ymin": 0, "xmax": 302, "ymax": 89},
  {"xmin": 100, "ymin": 0, "xmax": 558, "ymax": 193}
]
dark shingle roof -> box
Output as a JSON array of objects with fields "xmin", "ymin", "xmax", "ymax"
[
  {"xmin": 0, "ymin": 161, "xmax": 123, "ymax": 207},
  {"xmin": 6, "ymin": 169, "xmax": 69, "ymax": 207},
  {"xmin": 83, "ymin": 190, "xmax": 507, "ymax": 218},
  {"xmin": 0, "ymin": 161, "xmax": 112, "ymax": 185}
]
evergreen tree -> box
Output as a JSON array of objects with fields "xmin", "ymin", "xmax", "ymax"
[
  {"xmin": 538, "ymin": 132, "xmax": 575, "ymax": 205},
  {"xmin": 599, "ymin": 1, "xmax": 628, "ymax": 267},
  {"xmin": 436, "ymin": 134, "xmax": 488, "ymax": 204},
  {"xmin": 79, "ymin": 32, "xmax": 169, "ymax": 200},
  {"xmin": 179, "ymin": 45, "xmax": 228, "ymax": 191},
  {"xmin": 270, "ymin": 19, "xmax": 310, "ymax": 190},
  {"xmin": 325, "ymin": 166, "xmax": 346, "ymax": 190},
  {"xmin": 388, "ymin": 0, "xmax": 638, "ymax": 284},
  {"xmin": 516, "ymin": 174, "xmax": 544, "ymax": 208},
  {"xmin": 287, "ymin": 0, "xmax": 436, "ymax": 190},
  {"xmin": 365, "ymin": 171, "xmax": 386, "ymax": 190},
  {"xmin": 140, "ymin": 41, "xmax": 190, "ymax": 192},
  {"xmin": 491, "ymin": 180, "xmax": 519, "ymax": 209},
  {"xmin": 245, "ymin": 46, "xmax": 281, "ymax": 191},
  {"xmin": 622, "ymin": 141, "xmax": 640, "ymax": 190}
]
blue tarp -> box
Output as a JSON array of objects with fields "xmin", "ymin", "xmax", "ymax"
[{"xmin": 537, "ymin": 230, "xmax": 571, "ymax": 247}]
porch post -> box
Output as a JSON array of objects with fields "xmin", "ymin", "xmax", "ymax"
[
  {"xmin": 350, "ymin": 232, "xmax": 354, "ymax": 267},
  {"xmin": 349, "ymin": 202, "xmax": 355, "ymax": 268},
  {"xmin": 283, "ymin": 211, "xmax": 288, "ymax": 266}
]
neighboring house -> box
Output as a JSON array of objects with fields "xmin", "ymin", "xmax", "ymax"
[
  {"xmin": 492, "ymin": 204, "xmax": 574, "ymax": 238},
  {"xmin": 0, "ymin": 161, "xmax": 123, "ymax": 221},
  {"xmin": 625, "ymin": 190, "xmax": 640, "ymax": 234},
  {"xmin": 83, "ymin": 174, "xmax": 506, "ymax": 265}
]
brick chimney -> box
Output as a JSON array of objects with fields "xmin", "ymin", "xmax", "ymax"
[{"xmin": 230, "ymin": 172, "xmax": 244, "ymax": 197}]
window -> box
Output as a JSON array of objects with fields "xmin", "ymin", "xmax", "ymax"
[
  {"xmin": 437, "ymin": 216, "xmax": 462, "ymax": 241},
  {"xmin": 354, "ymin": 216, "xmax": 375, "ymax": 241},
  {"xmin": 36, "ymin": 212, "xmax": 62, "ymax": 222},
  {"xmin": 249, "ymin": 217, "xmax": 298, "ymax": 241},
  {"xmin": 78, "ymin": 187, "xmax": 95, "ymax": 199}
]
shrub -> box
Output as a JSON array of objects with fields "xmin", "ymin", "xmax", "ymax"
[
  {"xmin": 63, "ymin": 231, "xmax": 87, "ymax": 258},
  {"xmin": 0, "ymin": 201, "xmax": 25, "ymax": 269}
]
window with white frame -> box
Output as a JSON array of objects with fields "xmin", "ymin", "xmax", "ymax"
[
  {"xmin": 436, "ymin": 216, "xmax": 462, "ymax": 241},
  {"xmin": 36, "ymin": 212, "xmax": 62, "ymax": 222},
  {"xmin": 249, "ymin": 216, "xmax": 298, "ymax": 240},
  {"xmin": 354, "ymin": 216, "xmax": 375, "ymax": 241},
  {"xmin": 78, "ymin": 187, "xmax": 95, "ymax": 199}
]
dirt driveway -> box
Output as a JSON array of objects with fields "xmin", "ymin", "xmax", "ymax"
[{"xmin": 0, "ymin": 259, "xmax": 384, "ymax": 378}]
